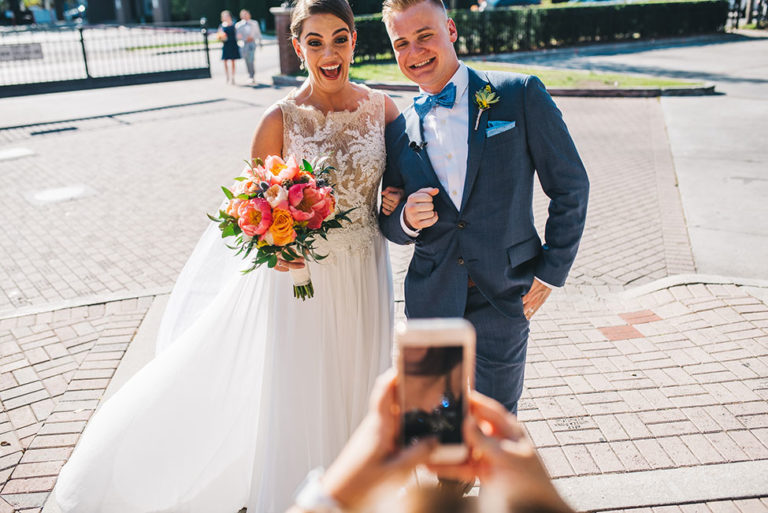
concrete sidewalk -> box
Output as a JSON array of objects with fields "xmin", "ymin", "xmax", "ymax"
[{"xmin": 1, "ymin": 33, "xmax": 767, "ymax": 513}]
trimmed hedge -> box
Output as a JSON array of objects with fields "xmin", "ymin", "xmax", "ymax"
[{"xmin": 354, "ymin": 0, "xmax": 729, "ymax": 62}]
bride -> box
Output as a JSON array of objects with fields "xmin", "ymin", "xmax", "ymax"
[{"xmin": 54, "ymin": 0, "xmax": 403, "ymax": 511}]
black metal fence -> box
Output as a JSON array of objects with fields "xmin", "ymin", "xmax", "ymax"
[{"xmin": 0, "ymin": 21, "xmax": 211, "ymax": 98}]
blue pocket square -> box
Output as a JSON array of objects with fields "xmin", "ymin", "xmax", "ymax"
[{"xmin": 486, "ymin": 120, "xmax": 516, "ymax": 138}]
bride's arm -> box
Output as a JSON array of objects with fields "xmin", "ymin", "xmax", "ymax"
[
  {"xmin": 380, "ymin": 95, "xmax": 404, "ymax": 216},
  {"xmin": 250, "ymin": 104, "xmax": 283, "ymax": 160},
  {"xmin": 249, "ymin": 104, "xmax": 304, "ymax": 272}
]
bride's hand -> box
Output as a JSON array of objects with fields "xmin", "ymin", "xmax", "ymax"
[
  {"xmin": 381, "ymin": 186, "xmax": 405, "ymax": 216},
  {"xmin": 274, "ymin": 256, "xmax": 305, "ymax": 272}
]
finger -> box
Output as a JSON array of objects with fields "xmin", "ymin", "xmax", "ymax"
[
  {"xmin": 382, "ymin": 186, "xmax": 403, "ymax": 196},
  {"xmin": 407, "ymin": 195, "xmax": 436, "ymax": 206},
  {"xmin": 413, "ymin": 187, "xmax": 438, "ymax": 195},
  {"xmin": 382, "ymin": 191, "xmax": 404, "ymax": 202},
  {"xmin": 410, "ymin": 210, "xmax": 438, "ymax": 223},
  {"xmin": 370, "ymin": 369, "xmax": 397, "ymax": 415},
  {"xmin": 468, "ymin": 392, "xmax": 524, "ymax": 440},
  {"xmin": 406, "ymin": 205, "xmax": 436, "ymax": 217},
  {"xmin": 426, "ymin": 463, "xmax": 477, "ymax": 482},
  {"xmin": 387, "ymin": 437, "xmax": 437, "ymax": 472},
  {"xmin": 419, "ymin": 212, "xmax": 439, "ymax": 228}
]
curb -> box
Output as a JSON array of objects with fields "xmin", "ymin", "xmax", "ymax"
[
  {"xmin": 0, "ymin": 286, "xmax": 172, "ymax": 321},
  {"xmin": 619, "ymin": 273, "xmax": 768, "ymax": 299},
  {"xmin": 272, "ymin": 75, "xmax": 717, "ymax": 97}
]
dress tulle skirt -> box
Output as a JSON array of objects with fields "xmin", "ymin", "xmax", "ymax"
[{"xmin": 55, "ymin": 226, "xmax": 393, "ymax": 513}]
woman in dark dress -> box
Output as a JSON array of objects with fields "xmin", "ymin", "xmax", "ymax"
[{"xmin": 217, "ymin": 10, "xmax": 241, "ymax": 84}]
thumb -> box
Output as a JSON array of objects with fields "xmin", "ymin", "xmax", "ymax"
[
  {"xmin": 388, "ymin": 437, "xmax": 437, "ymax": 472},
  {"xmin": 428, "ymin": 188, "xmax": 439, "ymax": 196}
]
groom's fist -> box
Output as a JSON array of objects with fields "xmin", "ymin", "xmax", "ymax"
[{"xmin": 404, "ymin": 187, "xmax": 439, "ymax": 231}]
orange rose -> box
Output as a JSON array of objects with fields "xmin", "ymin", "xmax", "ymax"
[{"xmin": 264, "ymin": 207, "xmax": 296, "ymax": 246}]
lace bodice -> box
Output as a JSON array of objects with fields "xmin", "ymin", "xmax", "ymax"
[{"xmin": 278, "ymin": 87, "xmax": 387, "ymax": 258}]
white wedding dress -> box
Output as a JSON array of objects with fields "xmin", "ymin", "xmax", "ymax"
[{"xmin": 55, "ymin": 88, "xmax": 393, "ymax": 513}]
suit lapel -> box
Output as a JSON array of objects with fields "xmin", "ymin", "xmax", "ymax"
[
  {"xmin": 404, "ymin": 109, "xmax": 456, "ymax": 213},
  {"xmin": 461, "ymin": 68, "xmax": 489, "ymax": 212}
]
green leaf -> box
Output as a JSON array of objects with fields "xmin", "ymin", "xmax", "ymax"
[
  {"xmin": 207, "ymin": 212, "xmax": 221, "ymax": 222},
  {"xmin": 222, "ymin": 223, "xmax": 236, "ymax": 238},
  {"xmin": 221, "ymin": 186, "xmax": 234, "ymax": 200},
  {"xmin": 233, "ymin": 176, "xmax": 247, "ymax": 182},
  {"xmin": 267, "ymin": 254, "xmax": 278, "ymax": 268},
  {"xmin": 236, "ymin": 194, "xmax": 250, "ymax": 200}
]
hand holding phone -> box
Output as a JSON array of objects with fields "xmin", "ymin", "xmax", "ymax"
[
  {"xmin": 396, "ymin": 318, "xmax": 476, "ymax": 464},
  {"xmin": 319, "ymin": 370, "xmax": 436, "ymax": 509}
]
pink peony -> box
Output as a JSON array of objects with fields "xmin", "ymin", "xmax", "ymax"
[
  {"xmin": 264, "ymin": 155, "xmax": 301, "ymax": 185},
  {"xmin": 288, "ymin": 183, "xmax": 335, "ymax": 230},
  {"xmin": 237, "ymin": 198, "xmax": 273, "ymax": 237}
]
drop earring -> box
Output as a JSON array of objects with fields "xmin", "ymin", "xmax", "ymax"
[{"xmin": 299, "ymin": 58, "xmax": 305, "ymax": 71}]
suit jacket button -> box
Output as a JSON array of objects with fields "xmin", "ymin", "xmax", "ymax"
[
  {"xmin": 457, "ymin": 257, "xmax": 465, "ymax": 265},
  {"xmin": 457, "ymin": 221, "xmax": 467, "ymax": 229}
]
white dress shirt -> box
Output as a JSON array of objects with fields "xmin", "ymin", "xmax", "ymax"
[
  {"xmin": 423, "ymin": 63, "xmax": 470, "ymax": 210},
  {"xmin": 235, "ymin": 19, "xmax": 262, "ymax": 44},
  {"xmin": 399, "ymin": 63, "xmax": 555, "ymax": 289},
  {"xmin": 400, "ymin": 62, "xmax": 468, "ymax": 237}
]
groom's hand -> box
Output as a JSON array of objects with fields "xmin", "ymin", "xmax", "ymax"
[
  {"xmin": 522, "ymin": 279, "xmax": 551, "ymax": 319},
  {"xmin": 404, "ymin": 188, "xmax": 439, "ymax": 231}
]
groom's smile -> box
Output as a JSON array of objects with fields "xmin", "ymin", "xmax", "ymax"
[{"xmin": 410, "ymin": 57, "xmax": 436, "ymax": 70}]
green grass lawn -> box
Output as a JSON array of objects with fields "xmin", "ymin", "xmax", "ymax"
[{"xmin": 349, "ymin": 60, "xmax": 702, "ymax": 89}]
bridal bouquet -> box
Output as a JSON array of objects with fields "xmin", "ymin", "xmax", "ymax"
[{"xmin": 208, "ymin": 155, "xmax": 352, "ymax": 300}]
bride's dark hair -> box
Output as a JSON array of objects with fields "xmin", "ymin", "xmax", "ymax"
[{"xmin": 290, "ymin": 0, "xmax": 355, "ymax": 39}]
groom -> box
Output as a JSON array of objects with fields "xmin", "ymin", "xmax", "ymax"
[{"xmin": 379, "ymin": 0, "xmax": 589, "ymax": 414}]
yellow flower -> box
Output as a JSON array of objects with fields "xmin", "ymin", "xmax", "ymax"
[{"xmin": 474, "ymin": 84, "xmax": 500, "ymax": 130}]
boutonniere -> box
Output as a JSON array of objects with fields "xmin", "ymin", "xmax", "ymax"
[{"xmin": 474, "ymin": 84, "xmax": 500, "ymax": 131}]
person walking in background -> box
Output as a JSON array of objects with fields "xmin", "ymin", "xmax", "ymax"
[
  {"xmin": 217, "ymin": 10, "xmax": 241, "ymax": 84},
  {"xmin": 236, "ymin": 9, "xmax": 262, "ymax": 84}
]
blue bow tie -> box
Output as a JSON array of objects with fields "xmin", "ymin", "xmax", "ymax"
[{"xmin": 413, "ymin": 82, "xmax": 456, "ymax": 120}]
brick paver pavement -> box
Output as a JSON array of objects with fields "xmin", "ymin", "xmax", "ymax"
[
  {"xmin": 522, "ymin": 282, "xmax": 768, "ymax": 478},
  {"xmin": 0, "ymin": 76, "xmax": 765, "ymax": 511},
  {"xmin": 0, "ymin": 299, "xmax": 152, "ymax": 511}
]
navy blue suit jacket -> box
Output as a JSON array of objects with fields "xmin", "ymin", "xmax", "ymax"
[{"xmin": 379, "ymin": 67, "xmax": 589, "ymax": 319}]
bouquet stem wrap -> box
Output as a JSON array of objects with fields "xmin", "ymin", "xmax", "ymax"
[{"xmin": 290, "ymin": 266, "xmax": 314, "ymax": 300}]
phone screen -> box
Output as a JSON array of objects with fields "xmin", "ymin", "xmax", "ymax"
[{"xmin": 401, "ymin": 344, "xmax": 465, "ymax": 446}]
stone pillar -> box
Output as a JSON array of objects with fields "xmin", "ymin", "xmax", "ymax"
[
  {"xmin": 114, "ymin": 0, "xmax": 131, "ymax": 24},
  {"xmin": 270, "ymin": 6, "xmax": 301, "ymax": 76},
  {"xmin": 152, "ymin": 0, "xmax": 171, "ymax": 22}
]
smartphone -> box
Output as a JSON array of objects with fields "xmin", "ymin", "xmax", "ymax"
[{"xmin": 395, "ymin": 318, "xmax": 476, "ymax": 464}]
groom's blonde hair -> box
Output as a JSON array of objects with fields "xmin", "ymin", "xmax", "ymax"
[{"xmin": 382, "ymin": 0, "xmax": 446, "ymax": 24}]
